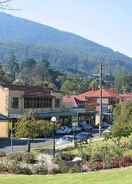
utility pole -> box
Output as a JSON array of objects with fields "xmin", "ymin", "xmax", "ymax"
[{"xmin": 99, "ymin": 63, "xmax": 103, "ymax": 136}]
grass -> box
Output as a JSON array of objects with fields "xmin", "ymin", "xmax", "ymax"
[{"xmin": 0, "ymin": 167, "xmax": 132, "ymax": 184}]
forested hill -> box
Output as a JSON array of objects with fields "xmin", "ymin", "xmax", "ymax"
[{"xmin": 0, "ymin": 12, "xmax": 132, "ymax": 75}]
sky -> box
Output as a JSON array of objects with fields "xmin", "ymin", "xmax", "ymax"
[{"xmin": 4, "ymin": 0, "xmax": 132, "ymax": 57}]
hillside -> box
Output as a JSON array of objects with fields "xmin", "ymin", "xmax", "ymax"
[{"xmin": 0, "ymin": 12, "xmax": 132, "ymax": 75}]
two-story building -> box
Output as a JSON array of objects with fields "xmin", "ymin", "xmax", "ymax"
[{"xmin": 0, "ymin": 84, "xmax": 63, "ymax": 119}]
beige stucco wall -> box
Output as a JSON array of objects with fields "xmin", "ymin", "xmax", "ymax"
[
  {"xmin": 0, "ymin": 122, "xmax": 9, "ymax": 138},
  {"xmin": 52, "ymin": 92, "xmax": 63, "ymax": 110},
  {"xmin": 0, "ymin": 87, "xmax": 9, "ymax": 116},
  {"xmin": 8, "ymin": 90, "xmax": 24, "ymax": 115},
  {"xmin": 0, "ymin": 86, "xmax": 63, "ymax": 117}
]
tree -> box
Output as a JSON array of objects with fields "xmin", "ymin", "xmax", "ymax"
[
  {"xmin": 112, "ymin": 102, "xmax": 132, "ymax": 137},
  {"xmin": 115, "ymin": 71, "xmax": 132, "ymax": 93},
  {"xmin": 15, "ymin": 118, "xmax": 55, "ymax": 152},
  {"xmin": 7, "ymin": 53, "xmax": 20, "ymax": 81},
  {"xmin": 61, "ymin": 77, "xmax": 90, "ymax": 95},
  {"xmin": 0, "ymin": 63, "xmax": 11, "ymax": 83}
]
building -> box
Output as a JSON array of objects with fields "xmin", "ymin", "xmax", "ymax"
[
  {"xmin": 0, "ymin": 84, "xmax": 63, "ymax": 119},
  {"xmin": 0, "ymin": 114, "xmax": 9, "ymax": 138},
  {"xmin": 63, "ymin": 95, "xmax": 85, "ymax": 108},
  {"xmin": 63, "ymin": 89, "xmax": 119, "ymax": 125},
  {"xmin": 78, "ymin": 88, "xmax": 118, "ymax": 113},
  {"xmin": 119, "ymin": 93, "xmax": 132, "ymax": 102}
]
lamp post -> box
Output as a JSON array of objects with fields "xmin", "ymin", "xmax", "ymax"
[
  {"xmin": 51, "ymin": 116, "xmax": 57, "ymax": 158},
  {"xmin": 10, "ymin": 121, "xmax": 13, "ymax": 152}
]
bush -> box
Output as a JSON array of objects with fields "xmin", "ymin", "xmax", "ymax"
[
  {"xmin": 21, "ymin": 152, "xmax": 35, "ymax": 164},
  {"xmin": 127, "ymin": 134, "xmax": 132, "ymax": 149},
  {"xmin": 0, "ymin": 151, "xmax": 6, "ymax": 157},
  {"xmin": 0, "ymin": 160, "xmax": 8, "ymax": 173},
  {"xmin": 15, "ymin": 164, "xmax": 32, "ymax": 175},
  {"xmin": 67, "ymin": 163, "xmax": 81, "ymax": 173},
  {"xmin": 54, "ymin": 156, "xmax": 81, "ymax": 174},
  {"xmin": 7, "ymin": 160, "xmax": 18, "ymax": 174},
  {"xmin": 7, "ymin": 152, "xmax": 23, "ymax": 162},
  {"xmin": 88, "ymin": 139, "xmax": 125, "ymax": 169},
  {"xmin": 112, "ymin": 102, "xmax": 132, "ymax": 138},
  {"xmin": 123, "ymin": 150, "xmax": 132, "ymax": 158},
  {"xmin": 31, "ymin": 164, "xmax": 48, "ymax": 175},
  {"xmin": 0, "ymin": 159, "xmax": 18, "ymax": 174},
  {"xmin": 7, "ymin": 152, "xmax": 35, "ymax": 164}
]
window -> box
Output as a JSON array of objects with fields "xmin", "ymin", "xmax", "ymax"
[
  {"xmin": 55, "ymin": 99, "xmax": 60, "ymax": 108},
  {"xmin": 12, "ymin": 97, "xmax": 19, "ymax": 109},
  {"xmin": 24, "ymin": 97, "xmax": 52, "ymax": 109}
]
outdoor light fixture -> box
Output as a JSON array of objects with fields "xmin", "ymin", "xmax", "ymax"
[{"xmin": 51, "ymin": 116, "xmax": 57, "ymax": 158}]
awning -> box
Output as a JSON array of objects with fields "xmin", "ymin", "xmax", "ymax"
[{"xmin": 34, "ymin": 108, "xmax": 95, "ymax": 119}]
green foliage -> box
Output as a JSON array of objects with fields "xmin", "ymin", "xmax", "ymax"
[
  {"xmin": 0, "ymin": 151, "xmax": 6, "ymax": 157},
  {"xmin": 7, "ymin": 152, "xmax": 23, "ymax": 162},
  {"xmin": 115, "ymin": 71, "xmax": 132, "ymax": 93},
  {"xmin": 123, "ymin": 150, "xmax": 132, "ymax": 158},
  {"xmin": 7, "ymin": 53, "xmax": 20, "ymax": 81},
  {"xmin": 7, "ymin": 152, "xmax": 35, "ymax": 164},
  {"xmin": 61, "ymin": 77, "xmax": 90, "ymax": 95},
  {"xmin": 112, "ymin": 102, "xmax": 132, "ymax": 137},
  {"xmin": 15, "ymin": 118, "xmax": 55, "ymax": 139}
]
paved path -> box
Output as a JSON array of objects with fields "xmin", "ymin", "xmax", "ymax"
[{"xmin": 0, "ymin": 138, "xmax": 53, "ymax": 153}]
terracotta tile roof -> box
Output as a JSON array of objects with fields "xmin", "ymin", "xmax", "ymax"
[
  {"xmin": 78, "ymin": 89, "xmax": 118, "ymax": 101},
  {"xmin": 63, "ymin": 89, "xmax": 118, "ymax": 104},
  {"xmin": 63, "ymin": 95, "xmax": 85, "ymax": 107}
]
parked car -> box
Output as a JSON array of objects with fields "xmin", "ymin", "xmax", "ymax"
[
  {"xmin": 56, "ymin": 135, "xmax": 74, "ymax": 145},
  {"xmin": 72, "ymin": 126, "xmax": 82, "ymax": 132},
  {"xmin": 75, "ymin": 132, "xmax": 92, "ymax": 142},
  {"xmin": 101, "ymin": 122, "xmax": 111, "ymax": 129},
  {"xmin": 56, "ymin": 138, "xmax": 70, "ymax": 145},
  {"xmin": 62, "ymin": 135, "xmax": 74, "ymax": 142},
  {"xmin": 80, "ymin": 121, "xmax": 93, "ymax": 131},
  {"xmin": 56, "ymin": 126, "xmax": 72, "ymax": 135},
  {"xmin": 102, "ymin": 126, "xmax": 112, "ymax": 136}
]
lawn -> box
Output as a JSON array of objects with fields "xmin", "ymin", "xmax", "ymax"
[{"xmin": 0, "ymin": 168, "xmax": 132, "ymax": 184}]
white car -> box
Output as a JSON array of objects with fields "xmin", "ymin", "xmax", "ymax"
[
  {"xmin": 56, "ymin": 138, "xmax": 70, "ymax": 145},
  {"xmin": 102, "ymin": 126, "xmax": 112, "ymax": 136},
  {"xmin": 56, "ymin": 126, "xmax": 72, "ymax": 135}
]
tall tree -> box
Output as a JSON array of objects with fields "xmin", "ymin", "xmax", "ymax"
[
  {"xmin": 115, "ymin": 71, "xmax": 132, "ymax": 93},
  {"xmin": 8, "ymin": 53, "xmax": 20, "ymax": 81},
  {"xmin": 112, "ymin": 102, "xmax": 132, "ymax": 137}
]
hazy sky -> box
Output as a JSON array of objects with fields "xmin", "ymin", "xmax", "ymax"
[{"xmin": 5, "ymin": 0, "xmax": 132, "ymax": 57}]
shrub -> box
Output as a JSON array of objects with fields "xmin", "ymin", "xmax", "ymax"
[
  {"xmin": 127, "ymin": 134, "xmax": 132, "ymax": 149},
  {"xmin": 0, "ymin": 159, "xmax": 18, "ymax": 174},
  {"xmin": 15, "ymin": 163, "xmax": 32, "ymax": 175},
  {"xmin": 31, "ymin": 164, "xmax": 48, "ymax": 175},
  {"xmin": 7, "ymin": 152, "xmax": 23, "ymax": 162},
  {"xmin": 0, "ymin": 151, "xmax": 6, "ymax": 158},
  {"xmin": 123, "ymin": 150, "xmax": 132, "ymax": 158},
  {"xmin": 0, "ymin": 160, "xmax": 8, "ymax": 173},
  {"xmin": 7, "ymin": 160, "xmax": 18, "ymax": 174},
  {"xmin": 67, "ymin": 163, "xmax": 81, "ymax": 173},
  {"xmin": 21, "ymin": 152, "xmax": 35, "ymax": 164},
  {"xmin": 7, "ymin": 152, "xmax": 35, "ymax": 164}
]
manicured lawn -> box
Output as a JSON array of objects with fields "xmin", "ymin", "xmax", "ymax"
[{"xmin": 0, "ymin": 168, "xmax": 132, "ymax": 184}]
